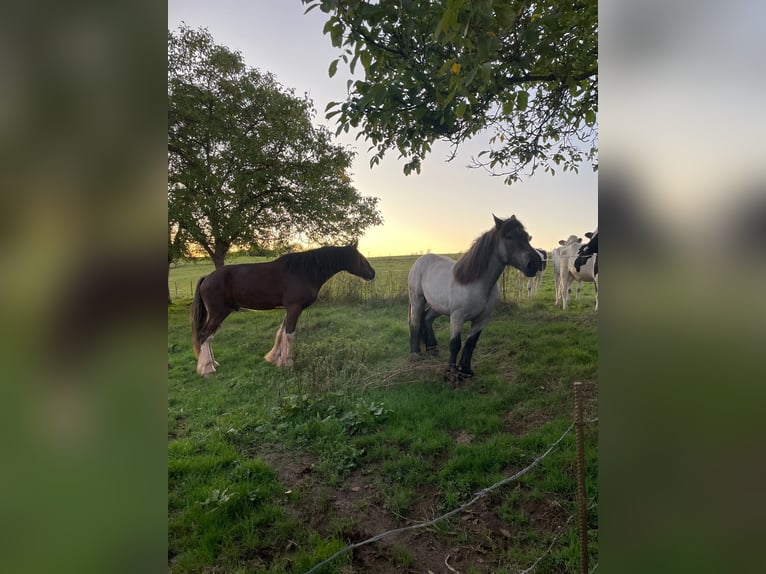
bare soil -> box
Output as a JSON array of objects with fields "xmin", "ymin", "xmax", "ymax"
[{"xmin": 245, "ymin": 442, "xmax": 573, "ymax": 574}]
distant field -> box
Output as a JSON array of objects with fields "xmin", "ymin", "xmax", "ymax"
[{"xmin": 168, "ymin": 254, "xmax": 598, "ymax": 573}]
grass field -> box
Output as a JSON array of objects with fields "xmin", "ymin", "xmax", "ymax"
[{"xmin": 168, "ymin": 254, "xmax": 598, "ymax": 573}]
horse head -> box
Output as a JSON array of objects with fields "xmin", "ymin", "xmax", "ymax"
[
  {"xmin": 346, "ymin": 241, "xmax": 376, "ymax": 280},
  {"xmin": 493, "ymin": 214, "xmax": 543, "ymax": 278}
]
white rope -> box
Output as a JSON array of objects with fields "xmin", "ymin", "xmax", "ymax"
[{"xmin": 302, "ymin": 423, "xmax": 575, "ymax": 574}]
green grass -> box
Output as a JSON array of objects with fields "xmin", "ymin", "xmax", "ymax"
[{"xmin": 168, "ymin": 253, "xmax": 598, "ymax": 573}]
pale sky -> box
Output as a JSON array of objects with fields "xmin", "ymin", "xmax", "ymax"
[{"xmin": 168, "ymin": 0, "xmax": 598, "ymax": 256}]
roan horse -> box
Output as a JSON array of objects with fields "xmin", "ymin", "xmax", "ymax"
[
  {"xmin": 407, "ymin": 214, "xmax": 542, "ymax": 381},
  {"xmin": 191, "ymin": 242, "xmax": 375, "ymax": 376}
]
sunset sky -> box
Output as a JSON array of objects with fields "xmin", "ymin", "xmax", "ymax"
[{"xmin": 168, "ymin": 0, "xmax": 598, "ymax": 257}]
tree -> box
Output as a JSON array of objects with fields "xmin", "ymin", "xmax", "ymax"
[
  {"xmin": 303, "ymin": 0, "xmax": 597, "ymax": 184},
  {"xmin": 168, "ymin": 25, "xmax": 382, "ymax": 268}
]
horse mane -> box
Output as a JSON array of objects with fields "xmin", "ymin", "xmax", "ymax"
[
  {"xmin": 453, "ymin": 229, "xmax": 499, "ymax": 284},
  {"xmin": 278, "ymin": 246, "xmax": 350, "ymax": 284}
]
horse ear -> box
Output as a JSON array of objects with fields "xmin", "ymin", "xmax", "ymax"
[
  {"xmin": 559, "ymin": 240, "xmax": 566, "ymax": 245},
  {"xmin": 493, "ymin": 214, "xmax": 503, "ymax": 229}
]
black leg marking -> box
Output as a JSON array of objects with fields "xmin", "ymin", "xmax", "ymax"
[
  {"xmin": 409, "ymin": 323, "xmax": 422, "ymax": 354},
  {"xmin": 458, "ymin": 330, "xmax": 482, "ymax": 379},
  {"xmin": 423, "ymin": 308, "xmax": 439, "ymax": 349},
  {"xmin": 448, "ymin": 335, "xmax": 461, "ymax": 367}
]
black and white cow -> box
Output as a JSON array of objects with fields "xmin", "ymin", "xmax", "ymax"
[
  {"xmin": 558, "ymin": 229, "xmax": 598, "ymax": 311},
  {"xmin": 575, "ymin": 228, "xmax": 598, "ymax": 277}
]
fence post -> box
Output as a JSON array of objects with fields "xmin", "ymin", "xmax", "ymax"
[{"xmin": 573, "ymin": 381, "xmax": 588, "ymax": 574}]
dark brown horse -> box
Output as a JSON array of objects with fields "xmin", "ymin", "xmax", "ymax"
[{"xmin": 191, "ymin": 242, "xmax": 375, "ymax": 375}]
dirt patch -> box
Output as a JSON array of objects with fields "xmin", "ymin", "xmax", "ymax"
[
  {"xmin": 451, "ymin": 430, "xmax": 475, "ymax": 445},
  {"xmin": 241, "ymin": 443, "xmax": 575, "ymax": 574},
  {"xmin": 503, "ymin": 409, "xmax": 555, "ymax": 436},
  {"xmin": 168, "ymin": 416, "xmax": 187, "ymax": 440},
  {"xmin": 504, "ymin": 380, "xmax": 598, "ymax": 436},
  {"xmin": 242, "ymin": 442, "xmax": 318, "ymax": 491},
  {"xmin": 521, "ymin": 495, "xmax": 570, "ymax": 532}
]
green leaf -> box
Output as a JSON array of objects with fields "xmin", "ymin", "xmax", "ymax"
[
  {"xmin": 328, "ymin": 59, "xmax": 339, "ymax": 78},
  {"xmin": 455, "ymin": 102, "xmax": 466, "ymax": 119},
  {"xmin": 329, "ymin": 24, "xmax": 343, "ymax": 48},
  {"xmin": 502, "ymin": 99, "xmax": 514, "ymax": 115},
  {"xmin": 360, "ymin": 50, "xmax": 372, "ymax": 73},
  {"xmin": 516, "ymin": 90, "xmax": 529, "ymax": 111}
]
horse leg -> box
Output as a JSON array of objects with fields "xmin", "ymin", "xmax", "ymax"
[
  {"xmin": 408, "ymin": 296, "xmax": 426, "ymax": 358},
  {"xmin": 445, "ymin": 314, "xmax": 464, "ymax": 382},
  {"xmin": 196, "ymin": 308, "xmax": 230, "ymax": 376},
  {"xmin": 458, "ymin": 334, "xmax": 481, "ymax": 378},
  {"xmin": 269, "ymin": 305, "xmax": 302, "ymax": 367},
  {"xmin": 423, "ymin": 307, "xmax": 440, "ymax": 355},
  {"xmin": 264, "ymin": 323, "xmax": 286, "ymax": 365},
  {"xmin": 458, "ymin": 319, "xmax": 486, "ymax": 380}
]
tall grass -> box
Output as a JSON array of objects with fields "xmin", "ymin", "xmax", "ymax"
[{"xmin": 169, "ymin": 253, "xmax": 597, "ymax": 308}]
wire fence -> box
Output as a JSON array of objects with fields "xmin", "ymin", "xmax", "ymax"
[{"xmin": 302, "ymin": 408, "xmax": 599, "ymax": 574}]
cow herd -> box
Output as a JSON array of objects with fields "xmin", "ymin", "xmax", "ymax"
[{"xmin": 526, "ymin": 228, "xmax": 599, "ymax": 310}]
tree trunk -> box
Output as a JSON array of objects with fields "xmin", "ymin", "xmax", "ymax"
[
  {"xmin": 168, "ymin": 262, "xmax": 172, "ymax": 305},
  {"xmin": 211, "ymin": 242, "xmax": 229, "ymax": 269}
]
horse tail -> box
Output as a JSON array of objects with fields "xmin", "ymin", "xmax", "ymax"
[{"xmin": 191, "ymin": 276, "xmax": 207, "ymax": 358}]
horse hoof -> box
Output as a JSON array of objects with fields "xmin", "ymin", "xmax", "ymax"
[
  {"xmin": 409, "ymin": 352, "xmax": 423, "ymax": 363},
  {"xmin": 197, "ymin": 365, "xmax": 216, "ymax": 377},
  {"xmin": 458, "ymin": 369, "xmax": 474, "ymax": 381},
  {"xmin": 426, "ymin": 346, "xmax": 439, "ymax": 356}
]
